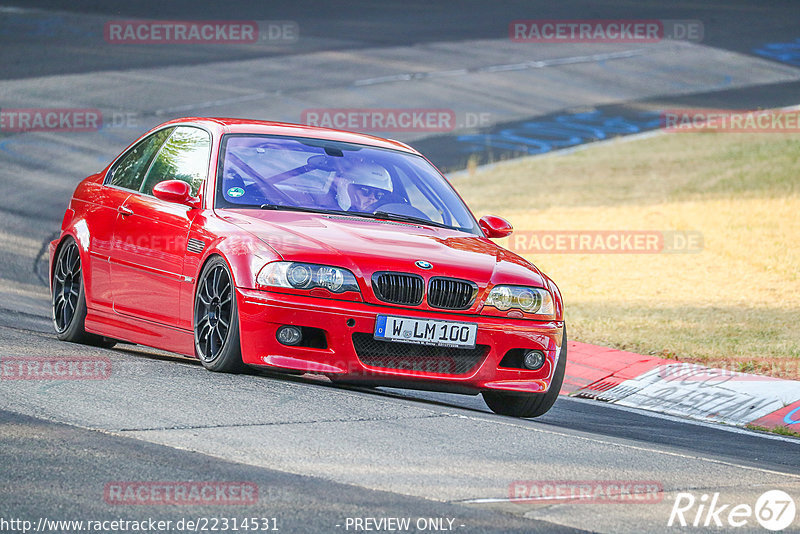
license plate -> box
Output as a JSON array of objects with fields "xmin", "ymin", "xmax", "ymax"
[{"xmin": 374, "ymin": 315, "xmax": 478, "ymax": 349}]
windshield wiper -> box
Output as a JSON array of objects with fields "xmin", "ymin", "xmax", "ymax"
[
  {"xmin": 259, "ymin": 204, "xmax": 348, "ymax": 216},
  {"xmin": 371, "ymin": 210, "xmax": 453, "ymax": 229},
  {"xmin": 258, "ymin": 204, "xmax": 456, "ymax": 230}
]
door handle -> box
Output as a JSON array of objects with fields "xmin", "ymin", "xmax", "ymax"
[{"xmin": 118, "ymin": 205, "xmax": 134, "ymax": 217}]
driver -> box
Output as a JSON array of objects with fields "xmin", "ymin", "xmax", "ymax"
[{"xmin": 337, "ymin": 163, "xmax": 393, "ymax": 212}]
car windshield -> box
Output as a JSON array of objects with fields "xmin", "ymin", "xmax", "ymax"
[{"xmin": 215, "ymin": 134, "xmax": 480, "ymax": 233}]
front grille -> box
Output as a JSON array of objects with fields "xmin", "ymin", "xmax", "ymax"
[
  {"xmin": 372, "ymin": 272, "xmax": 424, "ymax": 305},
  {"xmin": 428, "ymin": 277, "xmax": 477, "ymax": 310},
  {"xmin": 352, "ymin": 333, "xmax": 488, "ymax": 375}
]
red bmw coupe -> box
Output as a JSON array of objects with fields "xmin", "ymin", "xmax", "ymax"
[{"xmin": 50, "ymin": 118, "xmax": 565, "ymax": 417}]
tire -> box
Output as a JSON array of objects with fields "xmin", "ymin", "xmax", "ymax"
[
  {"xmin": 194, "ymin": 256, "xmax": 244, "ymax": 373},
  {"xmin": 52, "ymin": 237, "xmax": 116, "ymax": 348},
  {"xmin": 482, "ymin": 327, "xmax": 567, "ymax": 418}
]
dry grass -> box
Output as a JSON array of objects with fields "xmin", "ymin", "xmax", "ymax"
[
  {"xmin": 455, "ymin": 132, "xmax": 800, "ymax": 379},
  {"xmin": 746, "ymin": 424, "xmax": 800, "ymax": 438}
]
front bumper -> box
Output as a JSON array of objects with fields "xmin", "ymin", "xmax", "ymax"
[{"xmin": 237, "ymin": 288, "xmax": 564, "ymax": 394}]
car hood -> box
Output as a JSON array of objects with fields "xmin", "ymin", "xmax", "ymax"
[{"xmin": 221, "ymin": 210, "xmax": 545, "ymax": 289}]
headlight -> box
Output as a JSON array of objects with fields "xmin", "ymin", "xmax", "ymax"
[
  {"xmin": 485, "ymin": 285, "xmax": 554, "ymax": 316},
  {"xmin": 257, "ymin": 262, "xmax": 360, "ymax": 293}
]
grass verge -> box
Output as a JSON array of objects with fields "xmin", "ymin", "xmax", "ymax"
[
  {"xmin": 455, "ymin": 131, "xmax": 800, "ymax": 379},
  {"xmin": 745, "ymin": 424, "xmax": 800, "ymax": 439}
]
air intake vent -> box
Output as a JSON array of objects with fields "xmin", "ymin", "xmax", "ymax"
[
  {"xmin": 325, "ymin": 215, "xmax": 414, "ymax": 227},
  {"xmin": 186, "ymin": 238, "xmax": 205, "ymax": 254},
  {"xmin": 352, "ymin": 333, "xmax": 488, "ymax": 375},
  {"xmin": 427, "ymin": 277, "xmax": 477, "ymax": 310},
  {"xmin": 372, "ymin": 272, "xmax": 424, "ymax": 306}
]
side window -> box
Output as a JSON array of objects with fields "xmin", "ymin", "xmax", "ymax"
[
  {"xmin": 141, "ymin": 127, "xmax": 211, "ymax": 196},
  {"xmin": 108, "ymin": 128, "xmax": 174, "ymax": 191}
]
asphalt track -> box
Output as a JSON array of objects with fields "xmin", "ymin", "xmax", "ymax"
[{"xmin": 1, "ymin": 1, "xmax": 799, "ymax": 532}]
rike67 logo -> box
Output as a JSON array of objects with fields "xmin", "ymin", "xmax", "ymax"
[{"xmin": 669, "ymin": 490, "xmax": 796, "ymax": 531}]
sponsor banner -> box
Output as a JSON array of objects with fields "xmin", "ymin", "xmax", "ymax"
[
  {"xmin": 565, "ymin": 345, "xmax": 800, "ymax": 431},
  {"xmin": 657, "ymin": 365, "xmax": 785, "ymax": 383},
  {"xmin": 598, "ymin": 363, "xmax": 800, "ymax": 425}
]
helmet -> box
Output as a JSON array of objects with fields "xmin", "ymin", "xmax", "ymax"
[
  {"xmin": 338, "ymin": 163, "xmax": 393, "ymax": 211},
  {"xmin": 349, "ymin": 163, "xmax": 392, "ymax": 191}
]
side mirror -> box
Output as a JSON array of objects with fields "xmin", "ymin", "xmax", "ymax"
[
  {"xmin": 479, "ymin": 215, "xmax": 513, "ymax": 238},
  {"xmin": 153, "ymin": 180, "xmax": 199, "ymax": 208}
]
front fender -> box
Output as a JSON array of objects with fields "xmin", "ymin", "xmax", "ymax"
[
  {"xmin": 203, "ymin": 233, "xmax": 281, "ymax": 290},
  {"xmin": 545, "ymin": 275, "xmax": 564, "ymax": 322}
]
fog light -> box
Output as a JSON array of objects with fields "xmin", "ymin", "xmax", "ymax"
[
  {"xmin": 276, "ymin": 325, "xmax": 302, "ymax": 346},
  {"xmin": 523, "ymin": 350, "xmax": 545, "ymax": 370}
]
